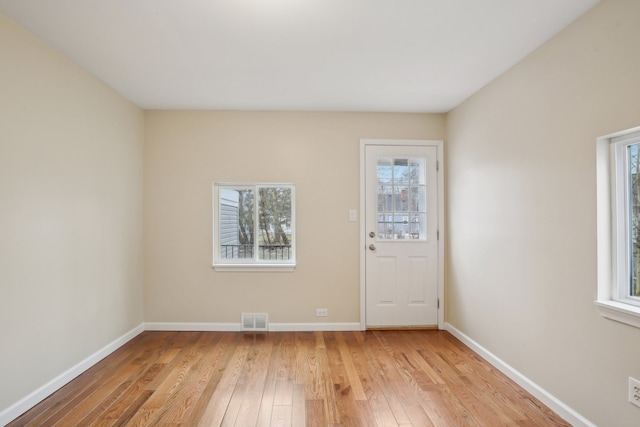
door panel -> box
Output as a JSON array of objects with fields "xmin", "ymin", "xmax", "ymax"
[
  {"xmin": 408, "ymin": 256, "xmax": 428, "ymax": 303},
  {"xmin": 365, "ymin": 144, "xmax": 438, "ymax": 327}
]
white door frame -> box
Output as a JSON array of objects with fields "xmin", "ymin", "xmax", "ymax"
[{"xmin": 359, "ymin": 139, "xmax": 445, "ymax": 330}]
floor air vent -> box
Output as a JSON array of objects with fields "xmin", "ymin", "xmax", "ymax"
[{"xmin": 241, "ymin": 313, "xmax": 269, "ymax": 331}]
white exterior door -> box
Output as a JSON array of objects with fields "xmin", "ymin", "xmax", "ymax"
[{"xmin": 363, "ymin": 143, "xmax": 440, "ymax": 327}]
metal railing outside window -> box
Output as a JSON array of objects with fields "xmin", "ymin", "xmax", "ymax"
[{"xmin": 220, "ymin": 244, "xmax": 292, "ymax": 260}]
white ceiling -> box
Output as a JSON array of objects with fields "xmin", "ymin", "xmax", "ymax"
[{"xmin": 0, "ymin": 0, "xmax": 598, "ymax": 112}]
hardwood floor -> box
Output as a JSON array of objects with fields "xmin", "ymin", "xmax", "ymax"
[{"xmin": 9, "ymin": 330, "xmax": 570, "ymax": 426}]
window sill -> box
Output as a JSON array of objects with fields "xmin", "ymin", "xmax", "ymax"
[
  {"xmin": 213, "ymin": 264, "xmax": 296, "ymax": 272},
  {"xmin": 595, "ymin": 300, "xmax": 640, "ymax": 329}
]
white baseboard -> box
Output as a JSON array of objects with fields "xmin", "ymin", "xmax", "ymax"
[
  {"xmin": 0, "ymin": 323, "xmax": 145, "ymax": 427},
  {"xmin": 444, "ymin": 322, "xmax": 595, "ymax": 427},
  {"xmin": 144, "ymin": 322, "xmax": 241, "ymax": 331},
  {"xmin": 144, "ymin": 322, "xmax": 361, "ymax": 332},
  {"xmin": 268, "ymin": 322, "xmax": 361, "ymax": 332}
]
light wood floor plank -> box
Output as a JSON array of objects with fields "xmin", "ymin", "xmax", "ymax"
[
  {"xmin": 305, "ymin": 399, "xmax": 326, "ymax": 427},
  {"xmin": 183, "ymin": 332, "xmax": 243, "ymax": 426},
  {"xmin": 229, "ymin": 334, "xmax": 274, "ymax": 427},
  {"xmin": 270, "ymin": 405, "xmax": 292, "ymax": 427},
  {"xmin": 196, "ymin": 336, "xmax": 250, "ymax": 426},
  {"xmin": 156, "ymin": 332, "xmax": 228, "ymax": 424},
  {"xmin": 318, "ymin": 333, "xmax": 341, "ymax": 424},
  {"xmin": 335, "ymin": 332, "xmax": 368, "ymax": 401},
  {"xmin": 256, "ymin": 333, "xmax": 284, "ymax": 427},
  {"xmin": 291, "ymin": 383, "xmax": 306, "ymax": 426}
]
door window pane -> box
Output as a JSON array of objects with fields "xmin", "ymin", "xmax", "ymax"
[
  {"xmin": 394, "ymin": 158, "xmax": 410, "ymax": 184},
  {"xmin": 409, "ymin": 158, "xmax": 426, "ymax": 185},
  {"xmin": 410, "ymin": 213, "xmax": 426, "ymax": 239},
  {"xmin": 377, "ymin": 158, "xmax": 393, "ymax": 184},
  {"xmin": 395, "ymin": 186, "xmax": 409, "ymax": 212},
  {"xmin": 392, "ymin": 214, "xmax": 409, "ymax": 239},
  {"xmin": 377, "ymin": 214, "xmax": 387, "ymax": 237}
]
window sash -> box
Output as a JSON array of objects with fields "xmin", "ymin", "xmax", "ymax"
[
  {"xmin": 612, "ymin": 135, "xmax": 640, "ymax": 306},
  {"xmin": 213, "ymin": 183, "xmax": 295, "ymax": 267}
]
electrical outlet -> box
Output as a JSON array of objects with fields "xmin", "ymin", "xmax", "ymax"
[
  {"xmin": 629, "ymin": 377, "xmax": 640, "ymax": 408},
  {"xmin": 316, "ymin": 308, "xmax": 328, "ymax": 317}
]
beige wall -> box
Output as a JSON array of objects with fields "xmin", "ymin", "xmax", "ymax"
[
  {"xmin": 446, "ymin": 0, "xmax": 640, "ymax": 425},
  {"xmin": 144, "ymin": 111, "xmax": 445, "ymax": 324},
  {"xmin": 0, "ymin": 13, "xmax": 144, "ymax": 412}
]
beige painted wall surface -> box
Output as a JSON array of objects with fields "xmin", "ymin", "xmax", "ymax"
[
  {"xmin": 144, "ymin": 111, "xmax": 444, "ymax": 324},
  {"xmin": 0, "ymin": 13, "xmax": 144, "ymax": 412},
  {"xmin": 446, "ymin": 0, "xmax": 640, "ymax": 425}
]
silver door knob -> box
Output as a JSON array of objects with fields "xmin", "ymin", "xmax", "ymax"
[
  {"xmin": 369, "ymin": 231, "xmax": 375, "ymax": 238},
  {"xmin": 369, "ymin": 244, "xmax": 376, "ymax": 251}
]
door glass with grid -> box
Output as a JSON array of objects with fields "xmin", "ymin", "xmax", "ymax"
[{"xmin": 376, "ymin": 158, "xmax": 426, "ymax": 240}]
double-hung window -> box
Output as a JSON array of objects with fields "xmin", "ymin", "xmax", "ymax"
[
  {"xmin": 596, "ymin": 127, "xmax": 640, "ymax": 327},
  {"xmin": 213, "ymin": 183, "xmax": 295, "ymax": 271}
]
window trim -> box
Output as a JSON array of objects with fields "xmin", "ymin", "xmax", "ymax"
[
  {"xmin": 596, "ymin": 126, "xmax": 640, "ymax": 327},
  {"xmin": 212, "ymin": 182, "xmax": 296, "ymax": 272}
]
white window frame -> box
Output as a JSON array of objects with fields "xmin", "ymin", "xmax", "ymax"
[
  {"xmin": 213, "ymin": 183, "xmax": 295, "ymax": 272},
  {"xmin": 596, "ymin": 126, "xmax": 640, "ymax": 328}
]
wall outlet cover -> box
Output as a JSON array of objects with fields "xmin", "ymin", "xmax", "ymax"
[{"xmin": 629, "ymin": 377, "xmax": 640, "ymax": 408}]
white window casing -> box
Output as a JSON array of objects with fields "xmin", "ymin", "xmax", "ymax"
[
  {"xmin": 596, "ymin": 127, "xmax": 640, "ymax": 328},
  {"xmin": 213, "ymin": 183, "xmax": 295, "ymax": 272}
]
